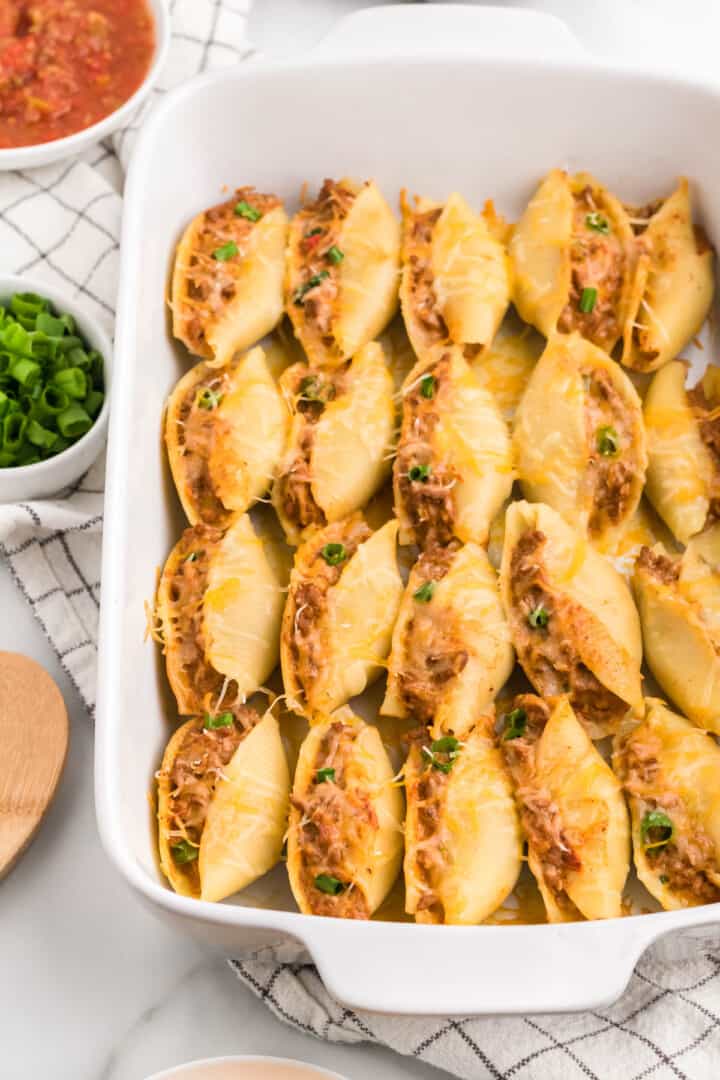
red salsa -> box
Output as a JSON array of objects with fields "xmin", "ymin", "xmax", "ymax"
[{"xmin": 0, "ymin": 0, "xmax": 155, "ymax": 149}]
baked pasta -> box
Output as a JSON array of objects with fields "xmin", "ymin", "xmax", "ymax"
[
  {"xmin": 157, "ymin": 706, "xmax": 289, "ymax": 901},
  {"xmin": 281, "ymin": 517, "xmax": 403, "ymax": 717},
  {"xmin": 399, "ymin": 191, "xmax": 511, "ymax": 359},
  {"xmin": 614, "ymin": 699, "xmax": 720, "ymax": 910},
  {"xmin": 633, "ymin": 529, "xmax": 720, "ymax": 732},
  {"xmin": 622, "ymin": 179, "xmax": 714, "ymax": 372},
  {"xmin": 381, "ymin": 540, "xmax": 514, "ymax": 738},
  {"xmin": 165, "ymin": 345, "xmax": 289, "ymax": 527},
  {"xmin": 155, "ymin": 512, "xmax": 290, "ymax": 715},
  {"xmin": 404, "ymin": 715, "xmax": 522, "ymax": 924},
  {"xmin": 513, "ymin": 332, "xmax": 647, "ymax": 542},
  {"xmin": 510, "ymin": 170, "xmax": 636, "ymax": 354},
  {"xmin": 644, "ymin": 361, "xmax": 720, "ymax": 545},
  {"xmin": 272, "ymin": 341, "xmax": 395, "ymax": 546},
  {"xmin": 286, "ymin": 178, "xmax": 400, "ymax": 366},
  {"xmin": 393, "ymin": 347, "xmax": 514, "ymax": 548},
  {"xmin": 500, "ymin": 501, "xmax": 643, "ymax": 738},
  {"xmin": 286, "ymin": 709, "xmax": 403, "ymax": 918},
  {"xmin": 172, "ymin": 187, "xmax": 287, "ymax": 365}
]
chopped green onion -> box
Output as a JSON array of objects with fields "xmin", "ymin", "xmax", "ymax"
[
  {"xmin": 171, "ymin": 840, "xmax": 199, "ymax": 865},
  {"xmin": 314, "ymin": 874, "xmax": 345, "ymax": 895},
  {"xmin": 197, "ymin": 387, "xmax": 222, "ymax": 410},
  {"xmin": 528, "ymin": 605, "xmax": 549, "ymax": 629},
  {"xmin": 36, "ymin": 312, "xmax": 67, "ymax": 338},
  {"xmin": 8, "ymin": 356, "xmax": 42, "ymax": 388},
  {"xmin": 3, "ymin": 412, "xmax": 27, "ymax": 453},
  {"xmin": 413, "ymin": 581, "xmax": 435, "ymax": 603},
  {"xmin": 52, "ymin": 367, "xmax": 87, "ymax": 400},
  {"xmin": 305, "ymin": 227, "xmax": 323, "ymax": 238},
  {"xmin": 212, "ymin": 241, "xmax": 239, "ymax": 261},
  {"xmin": 596, "ymin": 425, "xmax": 619, "ymax": 457},
  {"xmin": 503, "ymin": 708, "xmax": 528, "ymax": 741},
  {"xmin": 316, "ymin": 767, "xmax": 336, "ymax": 784},
  {"xmin": 659, "ymin": 874, "xmax": 669, "ymax": 885},
  {"xmin": 234, "ymin": 200, "xmax": 262, "ymax": 222},
  {"xmin": 326, "ymin": 245, "xmax": 344, "ymax": 265},
  {"xmin": 57, "ymin": 403, "xmax": 92, "ymax": 439},
  {"xmin": 293, "ymin": 271, "xmax": 330, "ymax": 306},
  {"xmin": 204, "ymin": 712, "xmax": 234, "ymax": 730},
  {"xmin": 299, "ymin": 375, "xmax": 323, "ymax": 401},
  {"xmin": 586, "ymin": 212, "xmax": 610, "ymax": 235},
  {"xmin": 38, "ymin": 385, "xmax": 69, "ymax": 419},
  {"xmin": 409, "ymin": 463, "xmax": 431, "ymax": 483},
  {"xmin": 420, "ymin": 374, "xmax": 436, "ymax": 399},
  {"xmin": 579, "ymin": 286, "xmax": 598, "ymax": 314},
  {"xmin": 26, "ymin": 419, "xmax": 58, "ymax": 451},
  {"xmin": 84, "ymin": 390, "xmax": 105, "ymax": 419},
  {"xmin": 422, "ymin": 735, "xmax": 461, "ymax": 773},
  {"xmin": 321, "ymin": 542, "xmax": 347, "ymax": 566},
  {"xmin": 640, "ymin": 810, "xmax": 674, "ymax": 852},
  {"xmin": 185, "ymin": 551, "xmax": 198, "ymax": 563}
]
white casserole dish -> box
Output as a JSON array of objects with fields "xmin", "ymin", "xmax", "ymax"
[{"xmin": 96, "ymin": 4, "xmax": 720, "ymax": 1016}]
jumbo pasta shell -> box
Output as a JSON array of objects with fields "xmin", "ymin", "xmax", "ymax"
[
  {"xmin": 500, "ymin": 501, "xmax": 643, "ymax": 738},
  {"xmin": 287, "ymin": 709, "xmax": 403, "ymax": 917},
  {"xmin": 404, "ymin": 715, "xmax": 522, "ymax": 924},
  {"xmin": 286, "ymin": 179, "xmax": 400, "ymax": 366},
  {"xmin": 165, "ymin": 345, "xmax": 290, "ymax": 527},
  {"xmin": 381, "ymin": 541, "xmax": 514, "ymax": 737},
  {"xmin": 281, "ymin": 516, "xmax": 403, "ymax": 717},
  {"xmin": 171, "ymin": 188, "xmax": 287, "ymax": 365},
  {"xmin": 156, "ymin": 511, "xmax": 291, "ymax": 715},
  {"xmin": 514, "ymin": 332, "xmax": 647, "ymax": 542}
]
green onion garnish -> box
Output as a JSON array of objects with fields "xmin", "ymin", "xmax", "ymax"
[
  {"xmin": 171, "ymin": 840, "xmax": 198, "ymax": 865},
  {"xmin": 420, "ymin": 374, "xmax": 436, "ymax": 399},
  {"xmin": 299, "ymin": 375, "xmax": 323, "ymax": 401},
  {"xmin": 422, "ymin": 736, "xmax": 461, "ymax": 773},
  {"xmin": 326, "ymin": 245, "xmax": 345, "ymax": 265},
  {"xmin": 586, "ymin": 212, "xmax": 610, "ymax": 235},
  {"xmin": 316, "ymin": 767, "xmax": 336, "ymax": 783},
  {"xmin": 409, "ymin": 463, "xmax": 431, "ymax": 483},
  {"xmin": 528, "ymin": 606, "xmax": 549, "ymax": 629},
  {"xmin": 597, "ymin": 425, "xmax": 619, "ymax": 457},
  {"xmin": 314, "ymin": 874, "xmax": 345, "ymax": 895},
  {"xmin": 305, "ymin": 227, "xmax": 323, "ymax": 238},
  {"xmin": 197, "ymin": 387, "xmax": 222, "ymax": 410},
  {"xmin": 579, "ymin": 286, "xmax": 598, "ymax": 314},
  {"xmin": 185, "ymin": 552, "xmax": 198, "ymax": 563},
  {"xmin": 503, "ymin": 708, "xmax": 528, "ymax": 741},
  {"xmin": 57, "ymin": 403, "xmax": 92, "ymax": 439},
  {"xmin": 659, "ymin": 874, "xmax": 669, "ymax": 885},
  {"xmin": 293, "ymin": 271, "xmax": 330, "ymax": 306},
  {"xmin": 640, "ymin": 810, "xmax": 674, "ymax": 852},
  {"xmin": 52, "ymin": 367, "xmax": 87, "ymax": 400},
  {"xmin": 204, "ymin": 712, "xmax": 234, "ymax": 730},
  {"xmin": 321, "ymin": 542, "xmax": 347, "ymax": 566},
  {"xmin": 213, "ymin": 241, "xmax": 239, "ymax": 261},
  {"xmin": 234, "ymin": 200, "xmax": 262, "ymax": 222},
  {"xmin": 413, "ymin": 581, "xmax": 435, "ymax": 603}
]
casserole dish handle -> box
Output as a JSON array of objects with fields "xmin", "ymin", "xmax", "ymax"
[{"xmin": 310, "ymin": 4, "xmax": 584, "ymax": 62}]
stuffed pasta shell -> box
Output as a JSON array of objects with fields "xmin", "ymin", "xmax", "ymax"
[
  {"xmin": 382, "ymin": 541, "xmax": 514, "ymax": 737},
  {"xmin": 157, "ymin": 705, "xmax": 289, "ymax": 902},
  {"xmin": 510, "ymin": 170, "xmax": 636, "ymax": 354},
  {"xmin": 155, "ymin": 512, "xmax": 291, "ymax": 715},
  {"xmin": 287, "ymin": 709, "xmax": 403, "ymax": 918},
  {"xmin": 272, "ymin": 341, "xmax": 395, "ymax": 545},
  {"xmin": 286, "ymin": 178, "xmax": 400, "ymax": 367},
  {"xmin": 404, "ymin": 716, "xmax": 522, "ymax": 924},
  {"xmin": 644, "ymin": 361, "xmax": 720, "ymax": 545},
  {"xmin": 165, "ymin": 345, "xmax": 289, "ymax": 527},
  {"xmin": 633, "ymin": 531, "xmax": 720, "ymax": 732},
  {"xmin": 172, "ymin": 187, "xmax": 287, "ymax": 365},
  {"xmin": 501, "ymin": 695, "xmax": 630, "ymax": 921},
  {"xmin": 622, "ymin": 179, "xmax": 714, "ymax": 372},
  {"xmin": 500, "ymin": 501, "xmax": 643, "ymax": 738},
  {"xmin": 614, "ymin": 699, "xmax": 720, "ymax": 910},
  {"xmin": 281, "ymin": 517, "xmax": 403, "ymax": 717},
  {"xmin": 400, "ymin": 191, "xmax": 511, "ymax": 360},
  {"xmin": 393, "ymin": 347, "xmax": 514, "ymax": 547},
  {"xmin": 514, "ymin": 332, "xmax": 647, "ymax": 542}
]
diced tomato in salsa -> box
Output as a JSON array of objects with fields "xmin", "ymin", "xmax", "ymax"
[{"xmin": 0, "ymin": 0, "xmax": 155, "ymax": 149}]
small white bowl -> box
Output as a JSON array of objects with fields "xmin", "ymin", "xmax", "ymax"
[
  {"xmin": 0, "ymin": 275, "xmax": 112, "ymax": 502},
  {"xmin": 0, "ymin": 0, "xmax": 170, "ymax": 171},
  {"xmin": 145, "ymin": 1057, "xmax": 347, "ymax": 1080}
]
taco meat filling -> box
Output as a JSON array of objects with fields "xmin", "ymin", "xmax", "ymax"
[
  {"xmin": 557, "ymin": 185, "xmax": 627, "ymax": 351},
  {"xmin": 181, "ymin": 187, "xmax": 281, "ymax": 354},
  {"xmin": 289, "ymin": 517, "xmax": 372, "ymax": 703},
  {"xmin": 292, "ymin": 722, "xmax": 376, "ymax": 918},
  {"xmin": 276, "ymin": 363, "xmax": 350, "ymax": 534},
  {"xmin": 509, "ymin": 529, "xmax": 627, "ymax": 734},
  {"xmin": 292, "ymin": 179, "xmax": 358, "ymax": 354},
  {"xmin": 405, "ymin": 204, "xmax": 447, "ymax": 345},
  {"xmin": 688, "ymin": 382, "xmax": 720, "ymax": 520},
  {"xmin": 500, "ymin": 695, "xmax": 581, "ymax": 910},
  {"xmin": 164, "ymin": 706, "xmax": 258, "ymax": 889},
  {"xmin": 395, "ymin": 353, "xmax": 459, "ymax": 547},
  {"xmin": 406, "ymin": 727, "xmax": 457, "ymax": 921},
  {"xmin": 176, "ymin": 369, "xmax": 234, "ymax": 526},
  {"xmin": 583, "ymin": 367, "xmax": 638, "ymax": 534},
  {"xmin": 396, "ymin": 541, "xmax": 468, "ymax": 723},
  {"xmin": 618, "ymin": 732, "xmax": 720, "ymax": 904},
  {"xmin": 635, "ymin": 545, "xmax": 680, "ymax": 586}
]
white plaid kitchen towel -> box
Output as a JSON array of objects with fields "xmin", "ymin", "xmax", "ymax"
[{"xmin": 1, "ymin": 4, "xmax": 720, "ymax": 1079}]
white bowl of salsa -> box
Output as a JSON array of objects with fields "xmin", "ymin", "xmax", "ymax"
[{"xmin": 0, "ymin": 0, "xmax": 170, "ymax": 170}]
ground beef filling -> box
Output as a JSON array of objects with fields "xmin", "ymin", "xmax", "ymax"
[
  {"xmin": 406, "ymin": 728, "xmax": 455, "ymax": 920},
  {"xmin": 636, "ymin": 545, "xmax": 680, "ymax": 586},
  {"xmin": 289, "ymin": 518, "xmax": 372, "ymax": 702},
  {"xmin": 557, "ymin": 186, "xmax": 626, "ymax": 351},
  {"xmin": 176, "ymin": 373, "xmax": 232, "ymax": 527},
  {"xmin": 406, "ymin": 206, "xmax": 447, "ymax": 344},
  {"xmin": 583, "ymin": 367, "xmax": 636, "ymax": 533},
  {"xmin": 292, "ymin": 722, "xmax": 375, "ymax": 918},
  {"xmin": 501, "ymin": 695, "xmax": 581, "ymax": 907},
  {"xmin": 395, "ymin": 354, "xmax": 458, "ymax": 547},
  {"xmin": 292, "ymin": 179, "xmax": 357, "ymax": 353},
  {"xmin": 509, "ymin": 530, "xmax": 627, "ymax": 733},
  {"xmin": 183, "ymin": 187, "xmax": 281, "ymax": 353},
  {"xmin": 688, "ymin": 384, "xmax": 720, "ymax": 520},
  {"xmin": 166, "ymin": 707, "xmax": 257, "ymax": 889},
  {"xmin": 620, "ymin": 735, "xmax": 720, "ymax": 904}
]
